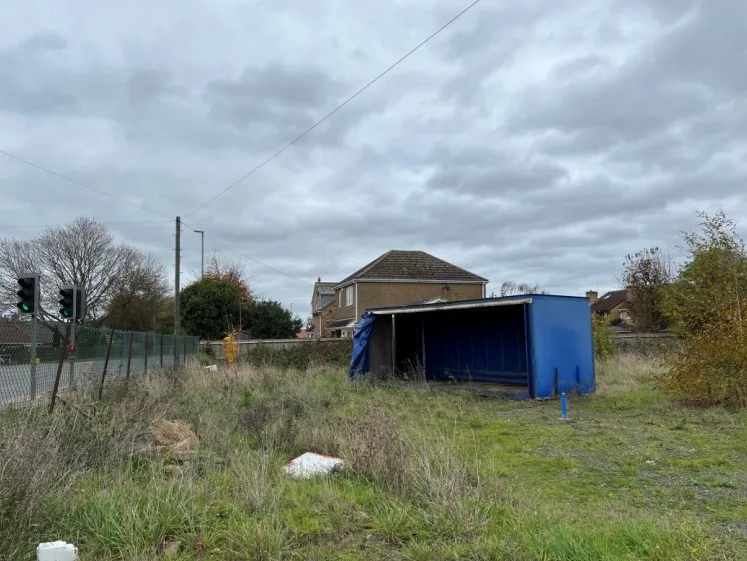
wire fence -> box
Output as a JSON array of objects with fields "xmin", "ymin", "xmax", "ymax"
[{"xmin": 0, "ymin": 317, "xmax": 200, "ymax": 407}]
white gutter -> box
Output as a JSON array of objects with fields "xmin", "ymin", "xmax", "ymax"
[{"xmin": 370, "ymin": 298, "xmax": 532, "ymax": 316}]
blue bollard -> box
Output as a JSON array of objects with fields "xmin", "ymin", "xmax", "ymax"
[{"xmin": 561, "ymin": 392, "xmax": 568, "ymax": 420}]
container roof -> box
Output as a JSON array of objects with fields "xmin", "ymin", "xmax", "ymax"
[{"xmin": 364, "ymin": 293, "xmax": 585, "ymax": 316}]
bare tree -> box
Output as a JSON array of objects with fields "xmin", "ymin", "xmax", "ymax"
[
  {"xmin": 622, "ymin": 247, "xmax": 674, "ymax": 332},
  {"xmin": 205, "ymin": 251, "xmax": 253, "ymax": 302},
  {"xmin": 0, "ymin": 238, "xmax": 37, "ymax": 310},
  {"xmin": 496, "ymin": 281, "xmax": 546, "ymax": 297},
  {"xmin": 0, "ymin": 217, "xmax": 159, "ymax": 319},
  {"xmin": 106, "ymin": 251, "xmax": 170, "ymax": 331}
]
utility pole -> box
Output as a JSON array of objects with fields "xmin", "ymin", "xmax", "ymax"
[
  {"xmin": 194, "ymin": 230, "xmax": 204, "ymax": 278},
  {"xmin": 174, "ymin": 216, "xmax": 181, "ymax": 365}
]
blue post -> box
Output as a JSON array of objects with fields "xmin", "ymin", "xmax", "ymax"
[{"xmin": 561, "ymin": 392, "xmax": 568, "ymax": 420}]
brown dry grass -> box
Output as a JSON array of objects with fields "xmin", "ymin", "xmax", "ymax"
[{"xmin": 0, "ymin": 356, "xmax": 744, "ymax": 560}]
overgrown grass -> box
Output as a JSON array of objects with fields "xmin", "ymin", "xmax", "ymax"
[{"xmin": 1, "ymin": 353, "xmax": 746, "ymax": 560}]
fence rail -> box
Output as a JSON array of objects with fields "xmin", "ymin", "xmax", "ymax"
[{"xmin": 0, "ymin": 317, "xmax": 200, "ymax": 407}]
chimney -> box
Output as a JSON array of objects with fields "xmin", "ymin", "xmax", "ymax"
[
  {"xmin": 586, "ymin": 290, "xmax": 598, "ymax": 303},
  {"xmin": 317, "ymin": 277, "xmax": 321, "ymax": 282}
]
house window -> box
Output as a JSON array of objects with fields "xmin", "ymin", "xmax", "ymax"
[
  {"xmin": 346, "ymin": 286, "xmax": 353, "ymax": 307},
  {"xmin": 338, "ymin": 290, "xmax": 342, "ymax": 307}
]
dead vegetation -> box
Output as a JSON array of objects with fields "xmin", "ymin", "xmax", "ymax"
[{"xmin": 0, "ymin": 358, "xmax": 745, "ymax": 560}]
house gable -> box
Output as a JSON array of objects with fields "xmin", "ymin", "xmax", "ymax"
[{"xmin": 335, "ymin": 250, "xmax": 487, "ymax": 287}]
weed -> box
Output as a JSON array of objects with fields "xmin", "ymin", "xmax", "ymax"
[{"xmin": 0, "ymin": 354, "xmax": 745, "ymax": 560}]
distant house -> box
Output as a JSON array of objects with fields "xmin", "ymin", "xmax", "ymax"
[
  {"xmin": 310, "ymin": 278, "xmax": 338, "ymax": 338},
  {"xmin": 328, "ymin": 250, "xmax": 488, "ymax": 338},
  {"xmin": 587, "ymin": 290, "xmax": 630, "ymax": 323}
]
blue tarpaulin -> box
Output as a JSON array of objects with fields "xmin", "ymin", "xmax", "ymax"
[{"xmin": 349, "ymin": 312, "xmax": 376, "ymax": 378}]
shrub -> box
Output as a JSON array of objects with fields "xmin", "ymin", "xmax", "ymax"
[
  {"xmin": 592, "ymin": 316, "xmax": 617, "ymax": 359},
  {"xmin": 663, "ymin": 211, "xmax": 747, "ymax": 405}
]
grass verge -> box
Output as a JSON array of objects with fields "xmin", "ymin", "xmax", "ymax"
[{"xmin": 1, "ymin": 353, "xmax": 745, "ymax": 560}]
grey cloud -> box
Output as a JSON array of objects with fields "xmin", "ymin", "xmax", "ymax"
[
  {"xmin": 424, "ymin": 145, "xmax": 569, "ymax": 196},
  {"xmin": 20, "ymin": 31, "xmax": 67, "ymax": 52},
  {"xmin": 508, "ymin": 1, "xmax": 746, "ymax": 151},
  {"xmin": 3, "ymin": 0, "xmax": 747, "ymax": 317}
]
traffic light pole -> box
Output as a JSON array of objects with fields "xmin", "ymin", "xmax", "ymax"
[
  {"xmin": 29, "ymin": 313, "xmax": 37, "ymax": 401},
  {"xmin": 68, "ymin": 289, "xmax": 77, "ymax": 389}
]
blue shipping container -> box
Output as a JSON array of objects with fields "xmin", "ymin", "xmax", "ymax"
[{"xmin": 350, "ymin": 294, "xmax": 595, "ymax": 399}]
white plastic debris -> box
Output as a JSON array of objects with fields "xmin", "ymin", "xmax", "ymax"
[
  {"xmin": 283, "ymin": 452, "xmax": 345, "ymax": 478},
  {"xmin": 37, "ymin": 541, "xmax": 78, "ymax": 561},
  {"xmin": 203, "ymin": 364, "xmax": 218, "ymax": 371}
]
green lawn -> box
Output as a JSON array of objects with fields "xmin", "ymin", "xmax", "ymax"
[{"xmin": 1, "ymin": 354, "xmax": 745, "ymax": 560}]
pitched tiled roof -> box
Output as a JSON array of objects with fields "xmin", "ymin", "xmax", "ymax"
[
  {"xmin": 314, "ymin": 281, "xmax": 337, "ymax": 294},
  {"xmin": 591, "ymin": 290, "xmax": 628, "ymax": 313},
  {"xmin": 337, "ymin": 250, "xmax": 487, "ymax": 286}
]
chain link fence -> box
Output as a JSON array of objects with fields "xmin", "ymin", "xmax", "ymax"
[{"xmin": 0, "ymin": 317, "xmax": 201, "ymax": 407}]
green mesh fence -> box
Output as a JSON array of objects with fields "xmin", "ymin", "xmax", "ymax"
[{"xmin": 0, "ymin": 317, "xmax": 200, "ymax": 407}]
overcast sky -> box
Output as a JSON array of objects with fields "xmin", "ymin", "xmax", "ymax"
[{"xmin": 1, "ymin": 0, "xmax": 746, "ymax": 317}]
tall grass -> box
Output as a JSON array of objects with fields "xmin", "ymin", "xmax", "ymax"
[
  {"xmin": 596, "ymin": 352, "xmax": 667, "ymax": 397},
  {"xmin": 0, "ymin": 356, "xmax": 744, "ymax": 560}
]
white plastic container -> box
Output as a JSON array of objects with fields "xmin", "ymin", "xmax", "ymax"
[{"xmin": 37, "ymin": 541, "xmax": 78, "ymax": 561}]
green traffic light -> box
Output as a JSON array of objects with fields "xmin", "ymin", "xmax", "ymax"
[{"xmin": 21, "ymin": 303, "xmax": 29, "ymax": 312}]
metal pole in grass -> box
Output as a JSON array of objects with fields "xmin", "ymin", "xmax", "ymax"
[
  {"xmin": 160, "ymin": 333, "xmax": 164, "ymax": 368},
  {"xmin": 126, "ymin": 332, "xmax": 134, "ymax": 379},
  {"xmin": 561, "ymin": 392, "xmax": 569, "ymax": 420},
  {"xmin": 49, "ymin": 324, "xmax": 71, "ymax": 414},
  {"xmin": 144, "ymin": 332, "xmax": 148, "ymax": 374},
  {"xmin": 98, "ymin": 329, "xmax": 114, "ymax": 400},
  {"xmin": 29, "ymin": 312, "xmax": 38, "ymax": 401},
  {"xmin": 183, "ymin": 335, "xmax": 187, "ymax": 367}
]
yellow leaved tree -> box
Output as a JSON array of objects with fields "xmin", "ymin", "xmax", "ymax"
[{"xmin": 664, "ymin": 211, "xmax": 747, "ymax": 405}]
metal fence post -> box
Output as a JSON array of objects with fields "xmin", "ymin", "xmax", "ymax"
[
  {"xmin": 144, "ymin": 332, "xmax": 148, "ymax": 373},
  {"xmin": 29, "ymin": 313, "xmax": 38, "ymax": 401},
  {"xmin": 183, "ymin": 336, "xmax": 187, "ymax": 367},
  {"xmin": 49, "ymin": 324, "xmax": 71, "ymax": 414},
  {"xmin": 99, "ymin": 329, "xmax": 115, "ymax": 401},
  {"xmin": 160, "ymin": 333, "xmax": 164, "ymax": 368}
]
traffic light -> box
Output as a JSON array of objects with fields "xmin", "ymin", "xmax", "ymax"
[
  {"xmin": 59, "ymin": 287, "xmax": 74, "ymax": 318},
  {"xmin": 16, "ymin": 274, "xmax": 39, "ymax": 314},
  {"xmin": 59, "ymin": 286, "xmax": 86, "ymax": 321}
]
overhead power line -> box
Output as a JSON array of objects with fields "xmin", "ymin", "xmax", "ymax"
[
  {"xmin": 183, "ymin": 0, "xmax": 484, "ymax": 218},
  {"xmin": 0, "ymin": 149, "xmax": 174, "ymax": 221}
]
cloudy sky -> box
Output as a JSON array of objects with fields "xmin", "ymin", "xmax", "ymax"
[{"xmin": 1, "ymin": 0, "xmax": 746, "ymax": 317}]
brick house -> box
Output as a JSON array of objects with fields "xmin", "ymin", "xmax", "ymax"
[
  {"xmin": 587, "ymin": 290, "xmax": 631, "ymax": 323},
  {"xmin": 328, "ymin": 250, "xmax": 488, "ymax": 338},
  {"xmin": 309, "ymin": 278, "xmax": 338, "ymax": 338}
]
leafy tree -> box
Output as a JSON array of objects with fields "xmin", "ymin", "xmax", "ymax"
[
  {"xmin": 663, "ymin": 211, "xmax": 747, "ymax": 405},
  {"xmin": 180, "ymin": 253, "xmax": 255, "ymax": 340},
  {"xmin": 244, "ymin": 300, "xmax": 303, "ymax": 339},
  {"xmin": 181, "ymin": 277, "xmax": 245, "ymax": 340},
  {"xmin": 621, "ymin": 247, "xmax": 673, "ymax": 332}
]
